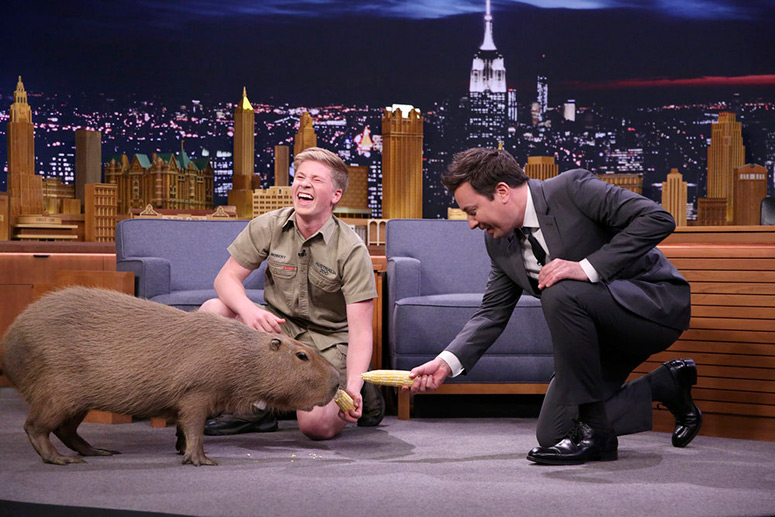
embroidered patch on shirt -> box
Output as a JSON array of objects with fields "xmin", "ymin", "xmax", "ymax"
[{"xmin": 314, "ymin": 261, "xmax": 337, "ymax": 278}]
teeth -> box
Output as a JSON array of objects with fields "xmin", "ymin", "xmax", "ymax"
[{"xmin": 298, "ymin": 193, "xmax": 313, "ymax": 200}]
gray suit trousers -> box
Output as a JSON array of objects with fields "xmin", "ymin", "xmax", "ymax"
[{"xmin": 534, "ymin": 279, "xmax": 683, "ymax": 446}]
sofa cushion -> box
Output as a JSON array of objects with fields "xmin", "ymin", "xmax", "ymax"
[
  {"xmin": 150, "ymin": 289, "xmax": 265, "ymax": 311},
  {"xmin": 116, "ymin": 219, "xmax": 266, "ymax": 311},
  {"xmin": 386, "ymin": 219, "xmax": 554, "ymax": 386}
]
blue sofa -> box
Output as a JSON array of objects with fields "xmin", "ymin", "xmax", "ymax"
[
  {"xmin": 386, "ymin": 219, "xmax": 554, "ymax": 418},
  {"xmin": 115, "ymin": 218, "xmax": 266, "ymax": 311}
]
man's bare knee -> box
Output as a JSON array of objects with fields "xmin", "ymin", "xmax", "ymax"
[
  {"xmin": 199, "ymin": 298, "xmax": 235, "ymax": 318},
  {"xmin": 299, "ymin": 420, "xmax": 341, "ymax": 441}
]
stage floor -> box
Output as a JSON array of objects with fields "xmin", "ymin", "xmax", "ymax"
[{"xmin": 1, "ymin": 387, "xmax": 774, "ymax": 517}]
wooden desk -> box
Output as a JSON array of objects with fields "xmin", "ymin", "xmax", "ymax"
[
  {"xmin": 647, "ymin": 226, "xmax": 775, "ymax": 441},
  {"xmin": 0, "ymin": 242, "xmax": 118, "ymax": 384},
  {"xmin": 371, "ymin": 255, "xmax": 386, "ymax": 370}
]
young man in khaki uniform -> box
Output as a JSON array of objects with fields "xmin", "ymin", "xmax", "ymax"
[{"xmin": 200, "ymin": 147, "xmax": 382, "ymax": 440}]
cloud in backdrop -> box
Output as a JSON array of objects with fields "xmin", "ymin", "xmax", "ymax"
[{"xmin": 1, "ymin": 0, "xmax": 773, "ymax": 106}]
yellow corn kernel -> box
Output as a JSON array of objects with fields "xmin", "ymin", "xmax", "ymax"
[
  {"xmin": 334, "ymin": 389, "xmax": 356, "ymax": 412},
  {"xmin": 361, "ymin": 370, "xmax": 414, "ymax": 387}
]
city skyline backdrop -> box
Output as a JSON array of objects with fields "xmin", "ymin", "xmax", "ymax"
[{"xmin": 1, "ymin": 0, "xmax": 775, "ymax": 218}]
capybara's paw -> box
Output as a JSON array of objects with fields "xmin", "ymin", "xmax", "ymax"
[
  {"xmin": 182, "ymin": 453, "xmax": 218, "ymax": 466},
  {"xmin": 44, "ymin": 455, "xmax": 87, "ymax": 465}
]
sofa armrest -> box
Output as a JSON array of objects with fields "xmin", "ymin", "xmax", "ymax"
[
  {"xmin": 387, "ymin": 256, "xmax": 421, "ymax": 331},
  {"xmin": 387, "ymin": 256, "xmax": 421, "ymax": 303},
  {"xmin": 117, "ymin": 257, "xmax": 171, "ymax": 299}
]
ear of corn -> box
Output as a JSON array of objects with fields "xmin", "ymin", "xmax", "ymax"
[
  {"xmin": 361, "ymin": 370, "xmax": 414, "ymax": 387},
  {"xmin": 334, "ymin": 389, "xmax": 356, "ymax": 412}
]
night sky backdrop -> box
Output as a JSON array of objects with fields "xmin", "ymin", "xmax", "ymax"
[{"xmin": 2, "ymin": 0, "xmax": 774, "ymax": 107}]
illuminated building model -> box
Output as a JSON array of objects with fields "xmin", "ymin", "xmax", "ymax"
[
  {"xmin": 698, "ymin": 112, "xmax": 745, "ymax": 224},
  {"xmin": 697, "ymin": 198, "xmax": 727, "ymax": 226},
  {"xmin": 661, "ymin": 168, "xmax": 688, "ymax": 226},
  {"xmin": 85, "ymin": 183, "xmax": 117, "ymax": 242},
  {"xmin": 339, "ymin": 165, "xmax": 369, "ymax": 215},
  {"xmin": 253, "ymin": 186, "xmax": 293, "ymax": 218},
  {"xmin": 42, "ymin": 177, "xmax": 77, "ymax": 214},
  {"xmin": 75, "ymin": 129, "xmax": 102, "ymax": 205},
  {"xmin": 228, "ymin": 87, "xmax": 256, "ymax": 218},
  {"xmin": 468, "ymin": 0, "xmax": 507, "ymax": 148},
  {"xmin": 104, "ymin": 151, "xmax": 213, "ymax": 215},
  {"xmin": 294, "ymin": 112, "xmax": 317, "ymax": 156},
  {"xmin": 5, "ymin": 77, "xmax": 77, "ymax": 241},
  {"xmin": 733, "ymin": 163, "xmax": 767, "ymax": 225},
  {"xmin": 524, "ymin": 156, "xmax": 558, "ymax": 181},
  {"xmin": 7, "ymin": 76, "xmax": 44, "ymax": 219},
  {"xmin": 274, "ymin": 145, "xmax": 290, "ymax": 187},
  {"xmin": 382, "ymin": 104, "xmax": 424, "ymax": 219}
]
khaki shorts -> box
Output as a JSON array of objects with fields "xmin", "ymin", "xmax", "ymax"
[{"xmin": 260, "ymin": 305, "xmax": 348, "ymax": 383}]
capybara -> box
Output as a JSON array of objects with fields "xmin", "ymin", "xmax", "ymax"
[{"xmin": 1, "ymin": 287, "xmax": 340, "ymax": 466}]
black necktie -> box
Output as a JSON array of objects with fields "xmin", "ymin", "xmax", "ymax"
[{"xmin": 521, "ymin": 228, "xmax": 547, "ymax": 267}]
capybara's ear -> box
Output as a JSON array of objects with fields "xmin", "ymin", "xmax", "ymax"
[{"xmin": 270, "ymin": 338, "xmax": 282, "ymax": 351}]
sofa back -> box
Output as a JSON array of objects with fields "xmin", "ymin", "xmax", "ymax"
[
  {"xmin": 386, "ymin": 219, "xmax": 490, "ymax": 295},
  {"xmin": 115, "ymin": 218, "xmax": 265, "ymax": 291}
]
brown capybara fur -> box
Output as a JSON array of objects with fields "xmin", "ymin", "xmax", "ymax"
[{"xmin": 1, "ymin": 286, "xmax": 340, "ymax": 466}]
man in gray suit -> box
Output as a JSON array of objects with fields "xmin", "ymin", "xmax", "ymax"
[{"xmin": 409, "ymin": 148, "xmax": 702, "ymax": 465}]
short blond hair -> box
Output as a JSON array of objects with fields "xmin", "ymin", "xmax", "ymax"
[{"xmin": 293, "ymin": 147, "xmax": 349, "ymax": 194}]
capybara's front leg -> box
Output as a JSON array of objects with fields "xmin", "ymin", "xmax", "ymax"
[
  {"xmin": 25, "ymin": 408, "xmax": 85, "ymax": 465},
  {"xmin": 178, "ymin": 396, "xmax": 217, "ymax": 466},
  {"xmin": 54, "ymin": 411, "xmax": 121, "ymax": 457}
]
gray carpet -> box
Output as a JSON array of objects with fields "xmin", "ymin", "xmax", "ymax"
[{"xmin": 1, "ymin": 387, "xmax": 773, "ymax": 517}]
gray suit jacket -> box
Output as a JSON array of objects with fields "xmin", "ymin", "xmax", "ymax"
[{"xmin": 446, "ymin": 169, "xmax": 691, "ymax": 373}]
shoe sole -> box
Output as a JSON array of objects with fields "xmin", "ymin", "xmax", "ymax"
[
  {"xmin": 526, "ymin": 451, "xmax": 618, "ymax": 465},
  {"xmin": 682, "ymin": 358, "xmax": 698, "ymax": 385}
]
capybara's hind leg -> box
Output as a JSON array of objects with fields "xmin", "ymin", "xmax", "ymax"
[
  {"xmin": 24, "ymin": 406, "xmax": 85, "ymax": 465},
  {"xmin": 175, "ymin": 423, "xmax": 186, "ymax": 455},
  {"xmin": 54, "ymin": 411, "xmax": 121, "ymax": 457}
]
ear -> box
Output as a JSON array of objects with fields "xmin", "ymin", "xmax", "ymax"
[
  {"xmin": 331, "ymin": 188, "xmax": 343, "ymax": 205},
  {"xmin": 495, "ymin": 182, "xmax": 511, "ymax": 203},
  {"xmin": 269, "ymin": 338, "xmax": 281, "ymax": 351}
]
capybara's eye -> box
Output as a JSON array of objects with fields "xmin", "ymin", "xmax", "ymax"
[{"xmin": 296, "ymin": 352, "xmax": 309, "ymax": 361}]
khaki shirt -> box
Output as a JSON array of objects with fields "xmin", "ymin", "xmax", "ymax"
[{"xmin": 228, "ymin": 207, "xmax": 377, "ymax": 351}]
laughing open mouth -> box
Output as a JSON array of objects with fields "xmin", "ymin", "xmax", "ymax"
[{"xmin": 298, "ymin": 193, "xmax": 314, "ymax": 201}]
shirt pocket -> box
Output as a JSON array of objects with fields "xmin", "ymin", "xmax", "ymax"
[
  {"xmin": 309, "ymin": 267, "xmax": 341, "ymax": 293},
  {"xmin": 268, "ymin": 259, "xmax": 297, "ymax": 280}
]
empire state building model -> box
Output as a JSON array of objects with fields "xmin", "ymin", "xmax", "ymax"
[{"xmin": 468, "ymin": 0, "xmax": 507, "ymax": 148}]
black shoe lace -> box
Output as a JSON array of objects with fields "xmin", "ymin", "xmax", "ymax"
[{"xmin": 564, "ymin": 419, "xmax": 584, "ymax": 442}]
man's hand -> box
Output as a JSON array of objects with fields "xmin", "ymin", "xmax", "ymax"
[
  {"xmin": 337, "ymin": 388, "xmax": 363, "ymax": 423},
  {"xmin": 238, "ymin": 306, "xmax": 286, "ymax": 333},
  {"xmin": 538, "ymin": 258, "xmax": 588, "ymax": 289},
  {"xmin": 408, "ymin": 358, "xmax": 452, "ymax": 393}
]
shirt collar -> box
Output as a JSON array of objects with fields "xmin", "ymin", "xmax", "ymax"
[
  {"xmin": 521, "ymin": 184, "xmax": 539, "ymax": 229},
  {"xmin": 282, "ymin": 209, "xmax": 337, "ymax": 244}
]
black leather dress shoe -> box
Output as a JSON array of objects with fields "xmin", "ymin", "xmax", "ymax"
[
  {"xmin": 204, "ymin": 410, "xmax": 278, "ymax": 436},
  {"xmin": 661, "ymin": 358, "xmax": 702, "ymax": 448},
  {"xmin": 357, "ymin": 381, "xmax": 385, "ymax": 427},
  {"xmin": 527, "ymin": 421, "xmax": 618, "ymax": 465}
]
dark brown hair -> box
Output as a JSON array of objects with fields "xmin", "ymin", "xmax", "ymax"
[{"xmin": 442, "ymin": 148, "xmax": 528, "ymax": 199}]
